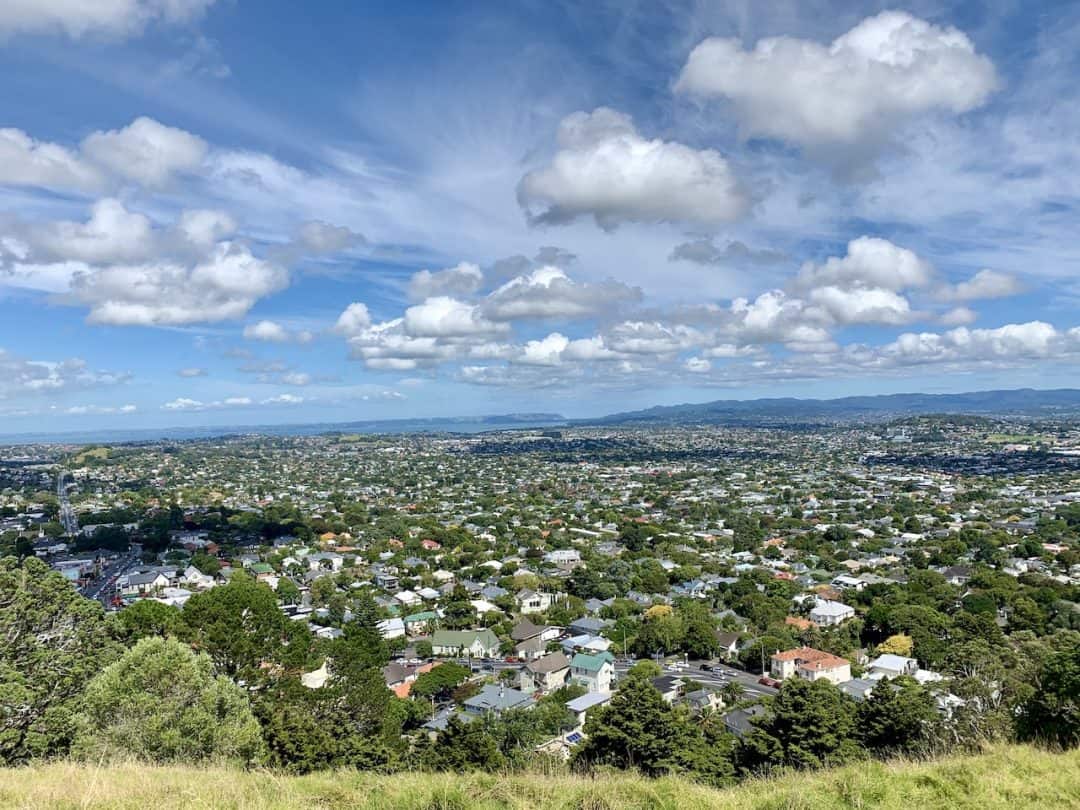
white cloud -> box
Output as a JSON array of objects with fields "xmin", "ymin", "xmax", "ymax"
[
  {"xmin": 796, "ymin": 237, "xmax": 934, "ymax": 292},
  {"xmin": 334, "ymin": 302, "xmax": 372, "ymax": 336},
  {"xmin": 677, "ymin": 11, "xmax": 997, "ymax": 170},
  {"xmin": 177, "ymin": 367, "xmax": 207, "ymax": 377},
  {"xmin": 807, "ymin": 285, "xmax": 914, "ymax": 326},
  {"xmin": 876, "ymin": 321, "xmax": 1063, "ymax": 366},
  {"xmin": 243, "ymin": 320, "xmax": 290, "ymax": 343},
  {"xmin": 178, "ymin": 209, "xmax": 236, "ymax": 249},
  {"xmin": 727, "ymin": 290, "xmax": 835, "ymax": 352},
  {"xmin": 80, "ymin": 117, "xmax": 207, "ymax": 188},
  {"xmin": 65, "ymin": 403, "xmax": 136, "ymax": 415},
  {"xmin": 26, "ymin": 198, "xmax": 157, "ymax": 264},
  {"xmin": 241, "ymin": 320, "xmax": 311, "ymax": 345},
  {"xmin": 295, "ymin": 220, "xmax": 364, "ymax": 254},
  {"xmin": 70, "ymin": 242, "xmax": 288, "ymax": 326},
  {"xmin": 684, "ymin": 357, "xmax": 712, "ymax": 373},
  {"xmin": 0, "ymin": 118, "xmax": 207, "ymax": 193},
  {"xmin": 517, "ymin": 107, "xmax": 749, "ymax": 229},
  {"xmin": 0, "ymin": 128, "xmax": 103, "ymax": 191},
  {"xmin": 941, "ymin": 269, "xmax": 1024, "ymax": 302},
  {"xmin": 0, "ymin": 0, "xmax": 216, "ymax": 40},
  {"xmin": 0, "ymin": 349, "xmax": 129, "ymax": 400},
  {"xmin": 604, "ymin": 321, "xmax": 703, "ymax": 356},
  {"xmin": 482, "ymin": 266, "xmax": 640, "ymax": 321},
  {"xmin": 518, "ymin": 333, "xmax": 570, "ymax": 366},
  {"xmin": 407, "ymin": 262, "xmax": 483, "ymax": 302},
  {"xmin": 262, "ymin": 393, "xmax": 304, "ymax": 405},
  {"xmin": 939, "ymin": 306, "xmax": 978, "ymax": 327},
  {"xmin": 669, "ymin": 238, "xmax": 786, "ymax": 266},
  {"xmin": 403, "ymin": 296, "xmax": 507, "ymax": 338}
]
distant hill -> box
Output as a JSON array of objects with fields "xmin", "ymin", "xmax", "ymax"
[
  {"xmin": 584, "ymin": 388, "xmax": 1080, "ymax": 427},
  {"xmin": 2, "ymin": 744, "xmax": 1074, "ymax": 809}
]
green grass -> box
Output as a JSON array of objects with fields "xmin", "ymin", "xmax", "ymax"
[
  {"xmin": 0, "ymin": 745, "xmax": 1075, "ymax": 809},
  {"xmin": 71, "ymin": 447, "xmax": 110, "ymax": 464}
]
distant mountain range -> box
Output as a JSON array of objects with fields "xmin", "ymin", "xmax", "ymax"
[
  {"xmin": 4, "ymin": 390, "xmax": 1080, "ymax": 447},
  {"xmin": 583, "ymin": 388, "xmax": 1080, "ymax": 426}
]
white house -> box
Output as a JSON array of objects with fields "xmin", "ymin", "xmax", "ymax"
[
  {"xmin": 809, "ymin": 598, "xmax": 855, "ymax": 626},
  {"xmin": 181, "ymin": 565, "xmax": 216, "ymax": 590},
  {"xmin": 570, "ymin": 651, "xmax": 615, "ymax": 693},
  {"xmin": 516, "ymin": 589, "xmax": 554, "ymax": 614}
]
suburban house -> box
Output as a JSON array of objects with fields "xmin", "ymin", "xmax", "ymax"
[
  {"xmin": 180, "ymin": 565, "xmax": 215, "ymax": 590},
  {"xmin": 651, "ymin": 674, "xmax": 684, "ymax": 703},
  {"xmin": 516, "ymin": 589, "xmax": 554, "ymax": 614},
  {"xmin": 866, "ymin": 653, "xmax": 919, "ymax": 679},
  {"xmin": 518, "ymin": 651, "xmax": 571, "ymax": 694},
  {"xmin": 770, "ymin": 646, "xmax": 852, "ymax": 685},
  {"xmin": 119, "ymin": 570, "xmax": 170, "ymax": 596},
  {"xmin": 570, "ymin": 651, "xmax": 615, "ymax": 693},
  {"xmin": 404, "ymin": 610, "xmax": 438, "ymax": 635},
  {"xmin": 714, "ymin": 631, "xmax": 742, "ymax": 661},
  {"xmin": 511, "ymin": 619, "xmax": 561, "ymax": 660},
  {"xmin": 722, "ymin": 704, "xmax": 767, "ymax": 738},
  {"xmin": 809, "ymin": 598, "xmax": 856, "ymax": 626},
  {"xmin": 463, "ymin": 684, "xmax": 535, "ymax": 715},
  {"xmin": 431, "ymin": 628, "xmax": 500, "ymax": 658},
  {"xmin": 565, "ymin": 690, "xmax": 612, "ymax": 728},
  {"xmin": 377, "ymin": 617, "xmax": 406, "ymax": 639}
]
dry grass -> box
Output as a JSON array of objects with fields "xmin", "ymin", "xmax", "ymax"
[{"xmin": 0, "ymin": 745, "xmax": 1075, "ymax": 809}]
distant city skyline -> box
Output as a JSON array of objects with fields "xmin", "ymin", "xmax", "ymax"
[{"xmin": 2, "ymin": 1, "xmax": 1079, "ymax": 431}]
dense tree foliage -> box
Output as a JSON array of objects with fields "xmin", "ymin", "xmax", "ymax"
[
  {"xmin": 0, "ymin": 557, "xmax": 119, "ymax": 763},
  {"xmin": 73, "ymin": 637, "xmax": 264, "ymax": 764}
]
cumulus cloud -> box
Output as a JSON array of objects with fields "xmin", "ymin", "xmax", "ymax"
[
  {"xmin": 727, "ymin": 291, "xmax": 835, "ymax": 352},
  {"xmin": 243, "ymin": 320, "xmax": 290, "ymax": 343},
  {"xmin": 23, "ymin": 198, "xmax": 157, "ymax": 264},
  {"xmin": 407, "ymin": 262, "xmax": 483, "ymax": 302},
  {"xmin": 807, "ymin": 285, "xmax": 915, "ymax": 326},
  {"xmin": 0, "ymin": 128, "xmax": 104, "ymax": 191},
  {"xmin": 941, "ymin": 269, "xmax": 1024, "ymax": 302},
  {"xmin": 939, "ymin": 306, "xmax": 978, "ymax": 326},
  {"xmin": 178, "ymin": 209, "xmax": 236, "ymax": 249},
  {"xmin": 403, "ymin": 297, "xmax": 507, "ymax": 338},
  {"xmin": 70, "ymin": 242, "xmax": 288, "ymax": 326},
  {"xmin": 796, "ymin": 237, "xmax": 934, "ymax": 292},
  {"xmin": 0, "ymin": 349, "xmax": 129, "ymax": 400},
  {"xmin": 518, "ymin": 333, "xmax": 570, "ymax": 366},
  {"xmin": 874, "ymin": 321, "xmax": 1064, "ymax": 366},
  {"xmin": 482, "ymin": 266, "xmax": 640, "ymax": 321},
  {"xmin": 163, "ymin": 395, "xmax": 252, "ymax": 411},
  {"xmin": 0, "ymin": 0, "xmax": 217, "ymax": 40},
  {"xmin": 295, "ymin": 220, "xmax": 364, "ymax": 253},
  {"xmin": 242, "ymin": 320, "xmax": 312, "ymax": 344},
  {"xmin": 677, "ymin": 11, "xmax": 997, "ymax": 171},
  {"xmin": 0, "ymin": 117, "xmax": 207, "ymax": 192},
  {"xmin": 669, "ymin": 238, "xmax": 787, "ymax": 266},
  {"xmin": 0, "ymin": 200, "xmax": 290, "ymax": 327},
  {"xmin": 64, "ymin": 403, "xmax": 136, "ymax": 415},
  {"xmin": 80, "ymin": 117, "xmax": 208, "ymax": 188},
  {"xmin": 334, "ymin": 302, "xmax": 372, "ymax": 336},
  {"xmin": 517, "ymin": 107, "xmax": 749, "ymax": 229}
]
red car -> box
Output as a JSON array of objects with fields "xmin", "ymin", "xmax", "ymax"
[{"xmin": 758, "ymin": 675, "xmax": 782, "ymax": 688}]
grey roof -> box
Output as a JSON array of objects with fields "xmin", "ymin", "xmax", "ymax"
[
  {"xmin": 565, "ymin": 691, "xmax": 612, "ymax": 713},
  {"xmin": 526, "ymin": 651, "xmax": 570, "ymax": 674},
  {"xmin": 463, "ymin": 684, "xmax": 535, "ymax": 713},
  {"xmin": 722, "ymin": 704, "xmax": 766, "ymax": 737}
]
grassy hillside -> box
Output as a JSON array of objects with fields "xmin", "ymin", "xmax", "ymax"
[{"xmin": 1, "ymin": 745, "xmax": 1075, "ymax": 810}]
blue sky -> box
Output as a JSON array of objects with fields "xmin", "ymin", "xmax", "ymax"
[{"xmin": 1, "ymin": 0, "xmax": 1079, "ymax": 432}]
